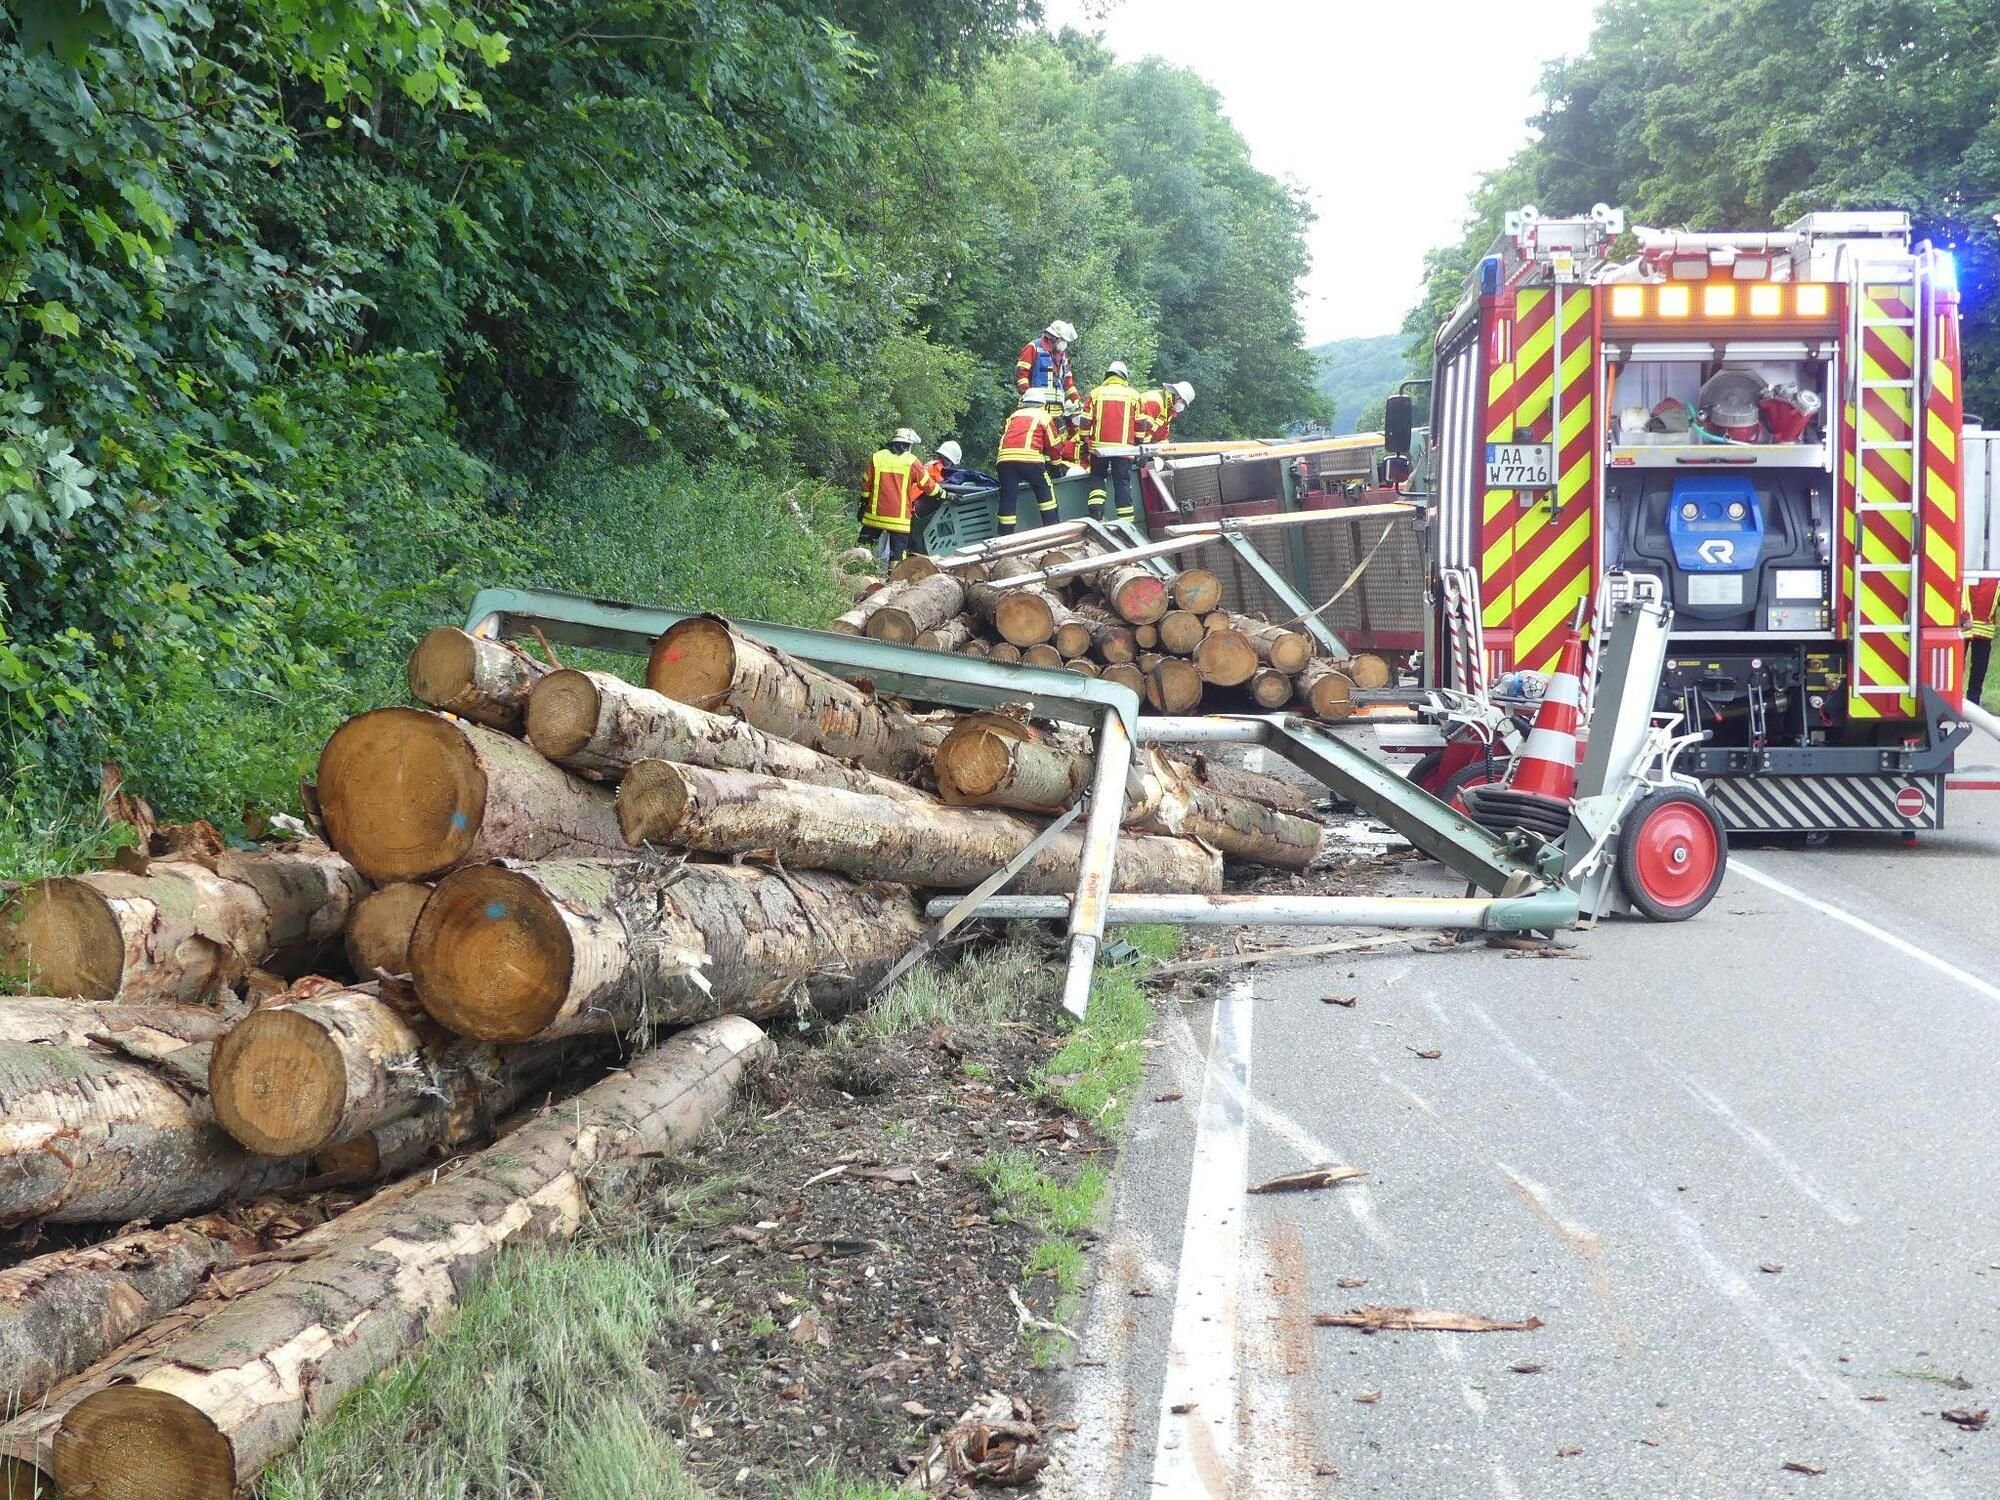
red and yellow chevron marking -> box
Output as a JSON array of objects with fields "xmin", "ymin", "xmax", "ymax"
[
  {"xmin": 1848, "ymin": 285, "xmax": 1921, "ymax": 719},
  {"xmin": 1473, "ymin": 287, "xmax": 1596, "ymax": 671},
  {"xmin": 1920, "ymin": 342, "xmax": 1962, "ymax": 633}
]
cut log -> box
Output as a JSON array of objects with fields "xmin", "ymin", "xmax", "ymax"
[
  {"xmin": 618, "ymin": 763, "xmax": 1221, "ymax": 898},
  {"xmin": 1172, "ymin": 567, "xmax": 1224, "ymax": 614},
  {"xmin": 0, "ymin": 998, "xmax": 238, "ymax": 1079},
  {"xmin": 888, "ymin": 552, "xmax": 939, "ymax": 582},
  {"xmin": 916, "ymin": 617, "xmax": 976, "ymax": 652},
  {"xmin": 865, "ymin": 573, "xmax": 965, "ymax": 644},
  {"xmin": 318, "ymin": 707, "xmax": 625, "ymax": 884},
  {"xmin": 647, "ymin": 616, "xmax": 925, "ymax": 778},
  {"xmin": 343, "ymin": 882, "xmax": 431, "ymax": 979},
  {"xmin": 1053, "ymin": 617, "xmax": 1096, "ymax": 658},
  {"xmin": 936, "ymin": 727, "xmax": 1090, "ymax": 812},
  {"xmin": 987, "ymin": 642, "xmax": 1023, "ymax": 665},
  {"xmin": 956, "ymin": 636, "xmax": 992, "ymax": 658},
  {"xmin": 1203, "ymin": 611, "xmax": 1231, "ymax": 633},
  {"xmin": 0, "ymin": 1202, "xmax": 328, "ymax": 1409},
  {"xmin": 1250, "ymin": 667, "xmax": 1296, "ymax": 710},
  {"xmin": 1224, "ymin": 616, "xmax": 1314, "ymax": 674},
  {"xmin": 989, "ymin": 584, "xmax": 1071, "ymax": 648},
  {"xmin": 1145, "ymin": 658, "xmax": 1204, "ymax": 714},
  {"xmin": 2, "ymin": 845, "xmax": 365, "ymax": 1004},
  {"xmin": 1131, "ymin": 752, "xmax": 1323, "ymax": 871},
  {"xmin": 51, "ymin": 1018, "xmax": 773, "ymax": 1500},
  {"xmin": 1298, "ymin": 660, "xmax": 1357, "ymax": 720},
  {"xmin": 1337, "ymin": 652, "xmax": 1394, "ymax": 691},
  {"xmin": 1095, "ymin": 564, "xmax": 1170, "ymax": 625},
  {"xmin": 405, "ymin": 628, "xmax": 551, "ymax": 735},
  {"xmin": 526, "ymin": 669, "xmax": 925, "ymax": 803},
  {"xmin": 1194, "ymin": 629, "xmax": 1260, "ymax": 687},
  {"xmin": 1069, "ymin": 604, "xmax": 1137, "ymax": 664},
  {"xmin": 1022, "ymin": 643, "xmax": 1064, "ymax": 670},
  {"xmin": 1065, "ymin": 658, "xmax": 1101, "ymax": 678},
  {"xmin": 1186, "ymin": 753, "xmax": 1320, "ymax": 816},
  {"xmin": 209, "ymin": 986, "xmax": 566, "ymax": 1158},
  {"xmin": 831, "ymin": 578, "xmax": 910, "ymax": 636},
  {"xmin": 1134, "ymin": 624, "xmax": 1160, "ymax": 650},
  {"xmin": 1102, "ymin": 662, "xmax": 1146, "ymax": 696},
  {"xmin": 1157, "ymin": 610, "xmax": 1206, "ymax": 655},
  {"xmin": 0, "ymin": 1045, "xmax": 305, "ymax": 1226},
  {"xmin": 413, "ymin": 860, "xmax": 924, "ymax": 1043}
]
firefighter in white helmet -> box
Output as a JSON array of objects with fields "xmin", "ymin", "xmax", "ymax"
[
  {"xmin": 1137, "ymin": 380, "xmax": 1194, "ymax": 446},
  {"xmin": 858, "ymin": 426, "xmax": 938, "ymax": 561},
  {"xmin": 1085, "ymin": 359, "xmax": 1142, "ymax": 522},
  {"xmin": 1015, "ymin": 321, "xmax": 1081, "ymax": 405},
  {"xmin": 995, "ymin": 388, "xmax": 1060, "ymax": 535},
  {"xmin": 926, "ymin": 439, "xmax": 965, "ymax": 489}
]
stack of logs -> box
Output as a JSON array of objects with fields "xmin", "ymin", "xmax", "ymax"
[
  {"xmin": 0, "ymin": 606, "xmax": 1326, "ymax": 1499},
  {"xmin": 834, "ymin": 535, "xmax": 1392, "ymax": 721}
]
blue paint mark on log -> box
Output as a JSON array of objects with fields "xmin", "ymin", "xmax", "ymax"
[
  {"xmin": 486, "ymin": 903, "xmax": 507, "ymax": 921},
  {"xmin": 451, "ymin": 812, "xmax": 469, "ymax": 829}
]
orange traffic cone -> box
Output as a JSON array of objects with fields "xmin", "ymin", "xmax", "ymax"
[{"xmin": 1462, "ymin": 620, "xmax": 1587, "ymax": 841}]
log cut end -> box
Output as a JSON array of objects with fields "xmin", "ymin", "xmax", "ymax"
[
  {"xmin": 56, "ymin": 1383, "xmax": 233, "ymax": 1500},
  {"xmin": 1250, "ymin": 668, "xmax": 1296, "ymax": 710},
  {"xmin": 406, "ymin": 626, "xmax": 481, "ymax": 710},
  {"xmin": 646, "ymin": 616, "xmax": 736, "ymax": 707},
  {"xmin": 1101, "ymin": 662, "xmax": 1146, "ymax": 696},
  {"xmin": 344, "ymin": 881, "xmax": 432, "ymax": 979},
  {"xmin": 1194, "ymin": 630, "xmax": 1260, "ymax": 688},
  {"xmin": 525, "ymin": 668, "xmax": 605, "ymax": 761},
  {"xmin": 1172, "ymin": 567, "xmax": 1223, "ymax": 615},
  {"xmin": 410, "ymin": 865, "xmax": 572, "ymax": 1042},
  {"xmin": 1145, "ymin": 659, "xmax": 1204, "ymax": 715},
  {"xmin": 993, "ymin": 592, "xmax": 1055, "ymax": 648},
  {"xmin": 617, "ymin": 759, "xmax": 696, "ymax": 845},
  {"xmin": 934, "ymin": 729, "xmax": 1013, "ymax": 802},
  {"xmin": 209, "ymin": 1008, "xmax": 348, "ymax": 1157},
  {"xmin": 0, "ymin": 881, "xmax": 121, "ymax": 1001},
  {"xmin": 317, "ymin": 708, "xmax": 486, "ymax": 884}
]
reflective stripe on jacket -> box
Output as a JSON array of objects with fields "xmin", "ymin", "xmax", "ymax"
[
  {"xmin": 861, "ymin": 449, "xmax": 937, "ymax": 533},
  {"xmin": 1967, "ymin": 581, "xmax": 1999, "ymax": 640},
  {"xmin": 997, "ymin": 407, "xmax": 1057, "ymax": 465},
  {"xmin": 1087, "ymin": 377, "xmax": 1139, "ymax": 454},
  {"xmin": 1135, "ymin": 388, "xmax": 1175, "ymax": 445},
  {"xmin": 1015, "ymin": 339, "xmax": 1080, "ymax": 402}
]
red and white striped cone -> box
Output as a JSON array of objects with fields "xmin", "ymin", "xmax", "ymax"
[{"xmin": 1461, "ymin": 626, "xmax": 1586, "ymax": 841}]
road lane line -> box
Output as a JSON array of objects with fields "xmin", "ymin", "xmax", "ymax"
[
  {"xmin": 1730, "ymin": 857, "xmax": 2000, "ymax": 1006},
  {"xmin": 1151, "ymin": 974, "xmax": 1252, "ymax": 1497},
  {"xmin": 1650, "ymin": 1058, "xmax": 1864, "ymax": 1227}
]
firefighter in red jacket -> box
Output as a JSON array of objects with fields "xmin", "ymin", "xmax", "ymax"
[
  {"xmin": 1015, "ymin": 321, "xmax": 1081, "ymax": 406},
  {"xmin": 1965, "ymin": 578, "xmax": 1998, "ymax": 704},
  {"xmin": 996, "ymin": 389, "xmax": 1060, "ymax": 535},
  {"xmin": 1136, "ymin": 380, "xmax": 1195, "ymax": 447},
  {"xmin": 859, "ymin": 427, "xmax": 938, "ymax": 561},
  {"xmin": 1085, "ymin": 360, "xmax": 1142, "ymax": 522}
]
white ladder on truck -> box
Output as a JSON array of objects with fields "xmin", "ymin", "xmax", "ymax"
[{"xmin": 1847, "ymin": 248, "xmax": 1925, "ymax": 703}]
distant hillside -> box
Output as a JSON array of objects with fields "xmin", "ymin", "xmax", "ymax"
[{"xmin": 1312, "ymin": 334, "xmax": 1413, "ymax": 434}]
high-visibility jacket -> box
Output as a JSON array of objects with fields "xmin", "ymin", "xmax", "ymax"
[
  {"xmin": 1086, "ymin": 376, "xmax": 1140, "ymax": 456},
  {"xmin": 1051, "ymin": 423, "xmax": 1087, "ymax": 470},
  {"xmin": 861, "ymin": 448, "xmax": 938, "ymax": 534},
  {"xmin": 998, "ymin": 406, "xmax": 1058, "ymax": 465},
  {"xmin": 1965, "ymin": 580, "xmax": 1999, "ymax": 640},
  {"xmin": 1015, "ymin": 338, "xmax": 1080, "ymax": 403},
  {"xmin": 1136, "ymin": 388, "xmax": 1176, "ymax": 445}
]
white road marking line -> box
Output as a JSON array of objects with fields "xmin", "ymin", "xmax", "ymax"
[
  {"xmin": 1730, "ymin": 857, "xmax": 2000, "ymax": 1006},
  {"xmin": 1151, "ymin": 974, "xmax": 1252, "ymax": 1497},
  {"xmin": 1465, "ymin": 1002, "xmax": 1957, "ymax": 1500},
  {"xmin": 1649, "ymin": 1057, "xmax": 1864, "ymax": 1227}
]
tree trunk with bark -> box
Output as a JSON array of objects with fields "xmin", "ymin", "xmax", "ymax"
[
  {"xmin": 916, "ymin": 617, "xmax": 975, "ymax": 652},
  {"xmin": 1194, "ymin": 628, "xmax": 1260, "ymax": 688},
  {"xmin": 646, "ymin": 616, "xmax": 926, "ymax": 778},
  {"xmin": 0, "ymin": 1045, "xmax": 306, "ymax": 1226},
  {"xmin": 935, "ymin": 727, "xmax": 1091, "ymax": 811},
  {"xmin": 0, "ymin": 998, "xmax": 239, "ymax": 1057},
  {"xmin": 1298, "ymin": 660, "xmax": 1357, "ymax": 720},
  {"xmin": 1157, "ymin": 609, "xmax": 1205, "ymax": 655},
  {"xmin": 209, "ymin": 985, "xmax": 569, "ymax": 1158},
  {"xmin": 888, "ymin": 552, "xmax": 938, "ymax": 582},
  {"xmin": 51, "ymin": 1019, "xmax": 773, "ymax": 1500},
  {"xmin": 865, "ymin": 573, "xmax": 964, "ymax": 644},
  {"xmin": 1067, "ymin": 603, "xmax": 1137, "ymax": 664},
  {"xmin": 1336, "ymin": 653, "xmax": 1392, "ymax": 690},
  {"xmin": 412, "ymin": 860, "xmax": 923, "ymax": 1043},
  {"xmin": 1187, "ymin": 753, "xmax": 1320, "ymax": 816},
  {"xmin": 1130, "ymin": 753, "xmax": 1323, "ymax": 870},
  {"xmin": 405, "ymin": 628, "xmax": 552, "ymax": 735},
  {"xmin": 1094, "ymin": 564, "xmax": 1170, "ymax": 625},
  {"xmin": 318, "ymin": 707, "xmax": 627, "ymax": 884},
  {"xmin": 618, "ymin": 763, "xmax": 1220, "ymax": 898},
  {"xmin": 3, "ymin": 845, "xmax": 365, "ymax": 1004},
  {"xmin": 344, "ymin": 882, "xmax": 431, "ymax": 979},
  {"xmin": 1222, "ymin": 616, "xmax": 1314, "ymax": 673},
  {"xmin": 984, "ymin": 583, "xmax": 1072, "ymax": 648},
  {"xmin": 1172, "ymin": 567, "xmax": 1224, "ymax": 614},
  {"xmin": 1145, "ymin": 659, "xmax": 1204, "ymax": 714},
  {"xmin": 526, "ymin": 669, "xmax": 925, "ymax": 803},
  {"xmin": 831, "ymin": 578, "xmax": 909, "ymax": 636}
]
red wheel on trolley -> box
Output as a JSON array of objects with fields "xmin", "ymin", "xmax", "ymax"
[{"xmin": 1616, "ymin": 789, "xmax": 1727, "ymax": 922}]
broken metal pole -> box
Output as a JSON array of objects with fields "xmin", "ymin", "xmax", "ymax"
[{"xmin": 926, "ymin": 889, "xmax": 1580, "ymax": 933}]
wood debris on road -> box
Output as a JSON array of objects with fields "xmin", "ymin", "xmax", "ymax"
[
  {"xmin": 1247, "ymin": 1165, "xmax": 1367, "ymax": 1195},
  {"xmin": 1315, "ymin": 1305, "xmax": 1545, "ymax": 1334}
]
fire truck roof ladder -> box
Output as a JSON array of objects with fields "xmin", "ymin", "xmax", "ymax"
[{"xmin": 1847, "ymin": 241, "xmax": 1925, "ymax": 703}]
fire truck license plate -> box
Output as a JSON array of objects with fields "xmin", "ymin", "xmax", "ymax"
[{"xmin": 1484, "ymin": 443, "xmax": 1555, "ymax": 488}]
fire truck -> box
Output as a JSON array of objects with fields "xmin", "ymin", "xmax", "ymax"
[{"xmin": 1390, "ymin": 206, "xmax": 1972, "ymax": 835}]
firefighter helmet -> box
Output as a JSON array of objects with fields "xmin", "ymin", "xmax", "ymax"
[
  {"xmin": 1022, "ymin": 387, "xmax": 1056, "ymax": 407},
  {"xmin": 1169, "ymin": 380, "xmax": 1195, "ymax": 411},
  {"xmin": 1697, "ymin": 369, "xmax": 1764, "ymax": 442},
  {"xmin": 1106, "ymin": 360, "xmax": 1129, "ymax": 378},
  {"xmin": 937, "ymin": 440, "xmax": 963, "ymax": 466},
  {"xmin": 1046, "ymin": 320, "xmax": 1077, "ymax": 344},
  {"xmin": 892, "ymin": 427, "xmax": 920, "ymax": 448}
]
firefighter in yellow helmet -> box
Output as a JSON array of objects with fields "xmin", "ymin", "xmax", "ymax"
[
  {"xmin": 995, "ymin": 388, "xmax": 1059, "ymax": 535},
  {"xmin": 859, "ymin": 427, "xmax": 939, "ymax": 561}
]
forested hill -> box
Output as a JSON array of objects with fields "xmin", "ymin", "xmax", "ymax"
[
  {"xmin": 1404, "ymin": 0, "xmax": 2000, "ymax": 416},
  {"xmin": 0, "ymin": 2, "xmax": 1323, "ymax": 857},
  {"xmin": 1311, "ymin": 335, "xmax": 1413, "ymax": 434}
]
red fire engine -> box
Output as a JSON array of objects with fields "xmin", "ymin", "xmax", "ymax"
[{"xmin": 1395, "ymin": 206, "xmax": 1969, "ymax": 835}]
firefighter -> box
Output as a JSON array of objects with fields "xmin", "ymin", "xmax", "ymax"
[
  {"xmin": 1015, "ymin": 321, "xmax": 1081, "ymax": 406},
  {"xmin": 1965, "ymin": 578, "xmax": 1998, "ymax": 704},
  {"xmin": 1085, "ymin": 359, "xmax": 1141, "ymax": 522},
  {"xmin": 995, "ymin": 388, "xmax": 1059, "ymax": 536},
  {"xmin": 927, "ymin": 440, "xmax": 965, "ymax": 488},
  {"xmin": 858, "ymin": 427, "xmax": 938, "ymax": 561},
  {"xmin": 1050, "ymin": 406, "xmax": 1089, "ymax": 476},
  {"xmin": 1137, "ymin": 380, "xmax": 1195, "ymax": 447}
]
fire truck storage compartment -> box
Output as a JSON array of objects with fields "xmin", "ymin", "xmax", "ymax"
[
  {"xmin": 1605, "ymin": 468, "xmax": 1829, "ymax": 632},
  {"xmin": 1605, "ymin": 347, "xmax": 1831, "ymax": 453}
]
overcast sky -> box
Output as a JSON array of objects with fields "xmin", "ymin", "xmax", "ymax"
[{"xmin": 1044, "ymin": 0, "xmax": 1604, "ymax": 345}]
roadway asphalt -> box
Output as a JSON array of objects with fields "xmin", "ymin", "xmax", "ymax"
[{"xmin": 1059, "ymin": 736, "xmax": 2000, "ymax": 1500}]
